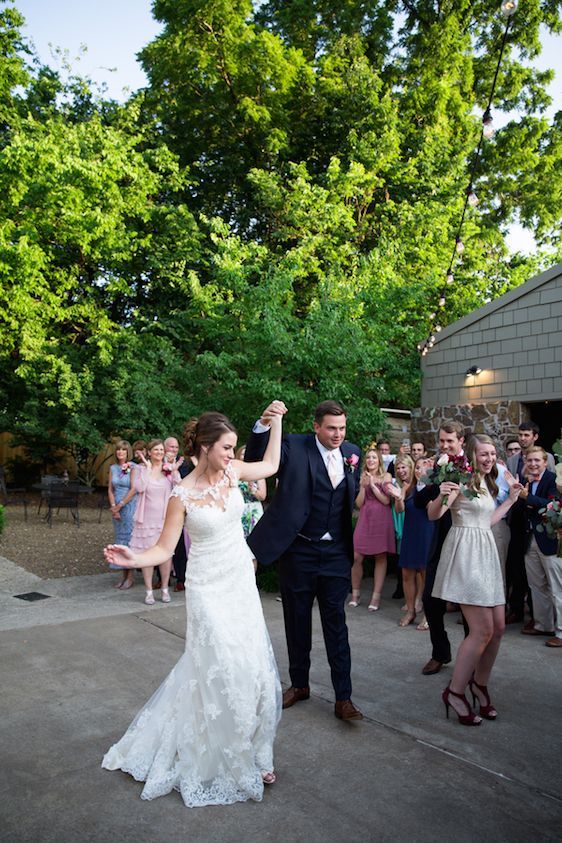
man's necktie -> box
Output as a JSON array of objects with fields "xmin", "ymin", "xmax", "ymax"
[{"xmin": 327, "ymin": 452, "xmax": 339, "ymax": 488}]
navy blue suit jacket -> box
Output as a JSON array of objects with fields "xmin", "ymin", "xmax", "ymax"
[
  {"xmin": 244, "ymin": 431, "xmax": 361, "ymax": 566},
  {"xmin": 525, "ymin": 469, "xmax": 558, "ymax": 555}
]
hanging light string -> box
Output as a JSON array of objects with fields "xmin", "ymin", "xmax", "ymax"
[{"xmin": 418, "ymin": 2, "xmax": 518, "ymax": 356}]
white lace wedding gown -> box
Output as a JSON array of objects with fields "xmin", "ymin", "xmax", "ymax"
[{"xmin": 102, "ymin": 465, "xmax": 282, "ymax": 807}]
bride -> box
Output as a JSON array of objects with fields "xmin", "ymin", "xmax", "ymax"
[{"xmin": 102, "ymin": 402, "xmax": 287, "ymax": 807}]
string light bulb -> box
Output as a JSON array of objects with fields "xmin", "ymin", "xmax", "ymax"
[
  {"xmin": 501, "ymin": 0, "xmax": 518, "ymax": 16},
  {"xmin": 435, "ymin": 325, "xmax": 442, "ymax": 332},
  {"xmin": 455, "ymin": 236, "xmax": 465, "ymax": 254},
  {"xmin": 446, "ymin": 270, "xmax": 454, "ymax": 285},
  {"xmin": 467, "ymin": 185, "xmax": 479, "ymax": 207},
  {"xmin": 438, "ymin": 296, "xmax": 446, "ymax": 307},
  {"xmin": 482, "ymin": 108, "xmax": 495, "ymax": 139}
]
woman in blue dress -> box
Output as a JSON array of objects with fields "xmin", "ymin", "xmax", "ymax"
[
  {"xmin": 393, "ymin": 458, "xmax": 436, "ymax": 627},
  {"xmin": 108, "ymin": 440, "xmax": 138, "ymax": 589}
]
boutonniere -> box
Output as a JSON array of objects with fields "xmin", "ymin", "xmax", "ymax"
[
  {"xmin": 344, "ymin": 454, "xmax": 359, "ymax": 473},
  {"xmin": 120, "ymin": 463, "xmax": 131, "ymax": 475}
]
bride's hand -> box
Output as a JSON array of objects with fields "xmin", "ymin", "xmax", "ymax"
[
  {"xmin": 104, "ymin": 544, "xmax": 137, "ymax": 568},
  {"xmin": 260, "ymin": 400, "xmax": 287, "ymax": 426}
]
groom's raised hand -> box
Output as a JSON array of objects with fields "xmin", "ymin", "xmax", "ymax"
[{"xmin": 260, "ymin": 400, "xmax": 288, "ymax": 427}]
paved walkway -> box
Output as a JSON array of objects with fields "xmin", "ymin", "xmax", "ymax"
[{"xmin": 1, "ymin": 555, "xmax": 561, "ymax": 842}]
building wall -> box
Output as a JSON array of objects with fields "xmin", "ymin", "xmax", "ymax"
[
  {"xmin": 411, "ymin": 401, "xmax": 530, "ymax": 455},
  {"xmin": 420, "ymin": 263, "xmax": 562, "ymax": 408}
]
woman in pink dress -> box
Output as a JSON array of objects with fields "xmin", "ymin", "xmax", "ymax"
[
  {"xmin": 349, "ymin": 447, "xmax": 395, "ymax": 611},
  {"xmin": 130, "ymin": 439, "xmax": 180, "ymax": 605}
]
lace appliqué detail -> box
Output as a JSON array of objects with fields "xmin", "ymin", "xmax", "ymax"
[{"xmin": 171, "ymin": 462, "xmax": 238, "ymax": 513}]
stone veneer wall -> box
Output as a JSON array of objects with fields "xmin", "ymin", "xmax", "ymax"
[{"xmin": 410, "ymin": 401, "xmax": 530, "ymax": 455}]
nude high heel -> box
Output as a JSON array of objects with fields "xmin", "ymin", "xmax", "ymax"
[
  {"xmin": 348, "ymin": 590, "xmax": 361, "ymax": 607},
  {"xmin": 368, "ymin": 592, "xmax": 381, "ymax": 612}
]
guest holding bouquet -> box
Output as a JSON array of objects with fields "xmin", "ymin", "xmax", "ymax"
[{"xmin": 429, "ymin": 435, "xmax": 522, "ymax": 725}]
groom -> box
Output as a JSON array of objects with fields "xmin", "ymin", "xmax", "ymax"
[{"xmin": 245, "ymin": 400, "xmax": 363, "ymax": 720}]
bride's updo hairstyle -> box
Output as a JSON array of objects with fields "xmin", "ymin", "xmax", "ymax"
[
  {"xmin": 466, "ymin": 434, "xmax": 499, "ymax": 498},
  {"xmin": 183, "ymin": 413, "xmax": 237, "ymax": 458}
]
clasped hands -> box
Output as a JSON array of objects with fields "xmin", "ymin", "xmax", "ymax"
[{"xmin": 260, "ymin": 400, "xmax": 288, "ymax": 427}]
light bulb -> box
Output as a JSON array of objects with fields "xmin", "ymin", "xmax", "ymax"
[
  {"xmin": 429, "ymin": 335, "xmax": 436, "ymax": 343},
  {"xmin": 467, "ymin": 187, "xmax": 479, "ymax": 207},
  {"xmin": 435, "ymin": 325, "xmax": 442, "ymax": 332},
  {"xmin": 482, "ymin": 110, "xmax": 495, "ymax": 139},
  {"xmin": 446, "ymin": 271, "xmax": 454, "ymax": 285},
  {"xmin": 439, "ymin": 296, "xmax": 446, "ymax": 307},
  {"xmin": 429, "ymin": 312, "xmax": 436, "ymax": 319},
  {"xmin": 501, "ymin": 0, "xmax": 518, "ymax": 16},
  {"xmin": 455, "ymin": 236, "xmax": 465, "ymax": 254}
]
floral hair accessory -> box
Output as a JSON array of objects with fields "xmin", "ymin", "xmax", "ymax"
[{"xmin": 345, "ymin": 454, "xmax": 359, "ymax": 473}]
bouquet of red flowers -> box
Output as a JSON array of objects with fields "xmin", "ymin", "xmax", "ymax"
[
  {"xmin": 422, "ymin": 453, "xmax": 479, "ymax": 506},
  {"xmin": 537, "ymin": 497, "xmax": 562, "ymax": 556}
]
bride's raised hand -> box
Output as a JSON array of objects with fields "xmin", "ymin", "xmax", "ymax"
[
  {"xmin": 260, "ymin": 400, "xmax": 288, "ymax": 426},
  {"xmin": 104, "ymin": 544, "xmax": 137, "ymax": 569}
]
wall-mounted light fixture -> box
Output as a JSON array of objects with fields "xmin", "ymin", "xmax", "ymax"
[{"xmin": 465, "ymin": 365, "xmax": 482, "ymax": 377}]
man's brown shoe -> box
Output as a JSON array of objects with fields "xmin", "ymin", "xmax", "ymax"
[
  {"xmin": 545, "ymin": 637, "xmax": 562, "ymax": 648},
  {"xmin": 421, "ymin": 657, "xmax": 451, "ymax": 675},
  {"xmin": 174, "ymin": 582, "xmax": 185, "ymax": 592},
  {"xmin": 334, "ymin": 699, "xmax": 363, "ymax": 720},
  {"xmin": 521, "ymin": 623, "xmax": 554, "ymax": 636},
  {"xmin": 282, "ymin": 686, "xmax": 310, "ymax": 709}
]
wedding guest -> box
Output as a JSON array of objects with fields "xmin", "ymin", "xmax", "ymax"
[
  {"xmin": 130, "ymin": 439, "xmax": 181, "ymax": 605},
  {"xmin": 415, "ymin": 421, "xmax": 465, "ymax": 675},
  {"xmin": 350, "ymin": 447, "xmax": 395, "ymax": 611},
  {"xmin": 391, "ymin": 457, "xmax": 436, "ymax": 628},
  {"xmin": 411, "ymin": 441, "xmax": 428, "ymax": 460},
  {"xmin": 429, "ymin": 435, "xmax": 522, "ymax": 725},
  {"xmin": 236, "ymin": 446, "xmax": 266, "ymax": 538},
  {"xmin": 108, "ymin": 440, "xmax": 138, "ymax": 590},
  {"xmin": 377, "ymin": 440, "xmax": 395, "ymax": 476},
  {"xmin": 103, "ymin": 404, "xmax": 285, "ymax": 804},
  {"xmin": 163, "ymin": 435, "xmax": 192, "ymax": 593},
  {"xmin": 132, "ymin": 439, "xmax": 147, "ymax": 464},
  {"xmin": 518, "ymin": 447, "xmax": 561, "ymax": 647},
  {"xmin": 388, "ymin": 456, "xmax": 412, "ymax": 604}
]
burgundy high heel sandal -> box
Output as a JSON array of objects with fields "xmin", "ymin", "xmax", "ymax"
[
  {"xmin": 468, "ymin": 678, "xmax": 498, "ymax": 720},
  {"xmin": 442, "ymin": 686, "xmax": 482, "ymax": 726}
]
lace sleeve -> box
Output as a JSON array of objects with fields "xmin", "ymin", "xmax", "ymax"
[
  {"xmin": 226, "ymin": 462, "xmax": 238, "ymax": 486},
  {"xmin": 171, "ymin": 485, "xmax": 190, "ymax": 509}
]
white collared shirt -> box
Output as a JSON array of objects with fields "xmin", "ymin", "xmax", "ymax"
[{"xmin": 315, "ymin": 437, "xmax": 344, "ymax": 486}]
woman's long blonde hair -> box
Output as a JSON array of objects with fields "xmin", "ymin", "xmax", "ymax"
[
  {"xmin": 466, "ymin": 434, "xmax": 499, "ymax": 498},
  {"xmin": 394, "ymin": 455, "xmax": 415, "ymax": 495},
  {"xmin": 364, "ymin": 447, "xmax": 386, "ymax": 480}
]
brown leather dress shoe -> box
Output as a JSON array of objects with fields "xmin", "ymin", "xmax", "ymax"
[
  {"xmin": 174, "ymin": 582, "xmax": 185, "ymax": 592},
  {"xmin": 334, "ymin": 699, "xmax": 363, "ymax": 720},
  {"xmin": 421, "ymin": 657, "xmax": 451, "ymax": 675},
  {"xmin": 521, "ymin": 624, "xmax": 554, "ymax": 636},
  {"xmin": 282, "ymin": 686, "xmax": 310, "ymax": 709},
  {"xmin": 545, "ymin": 637, "xmax": 562, "ymax": 648}
]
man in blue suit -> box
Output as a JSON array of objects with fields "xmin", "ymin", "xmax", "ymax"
[{"xmin": 245, "ymin": 400, "xmax": 363, "ymax": 720}]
